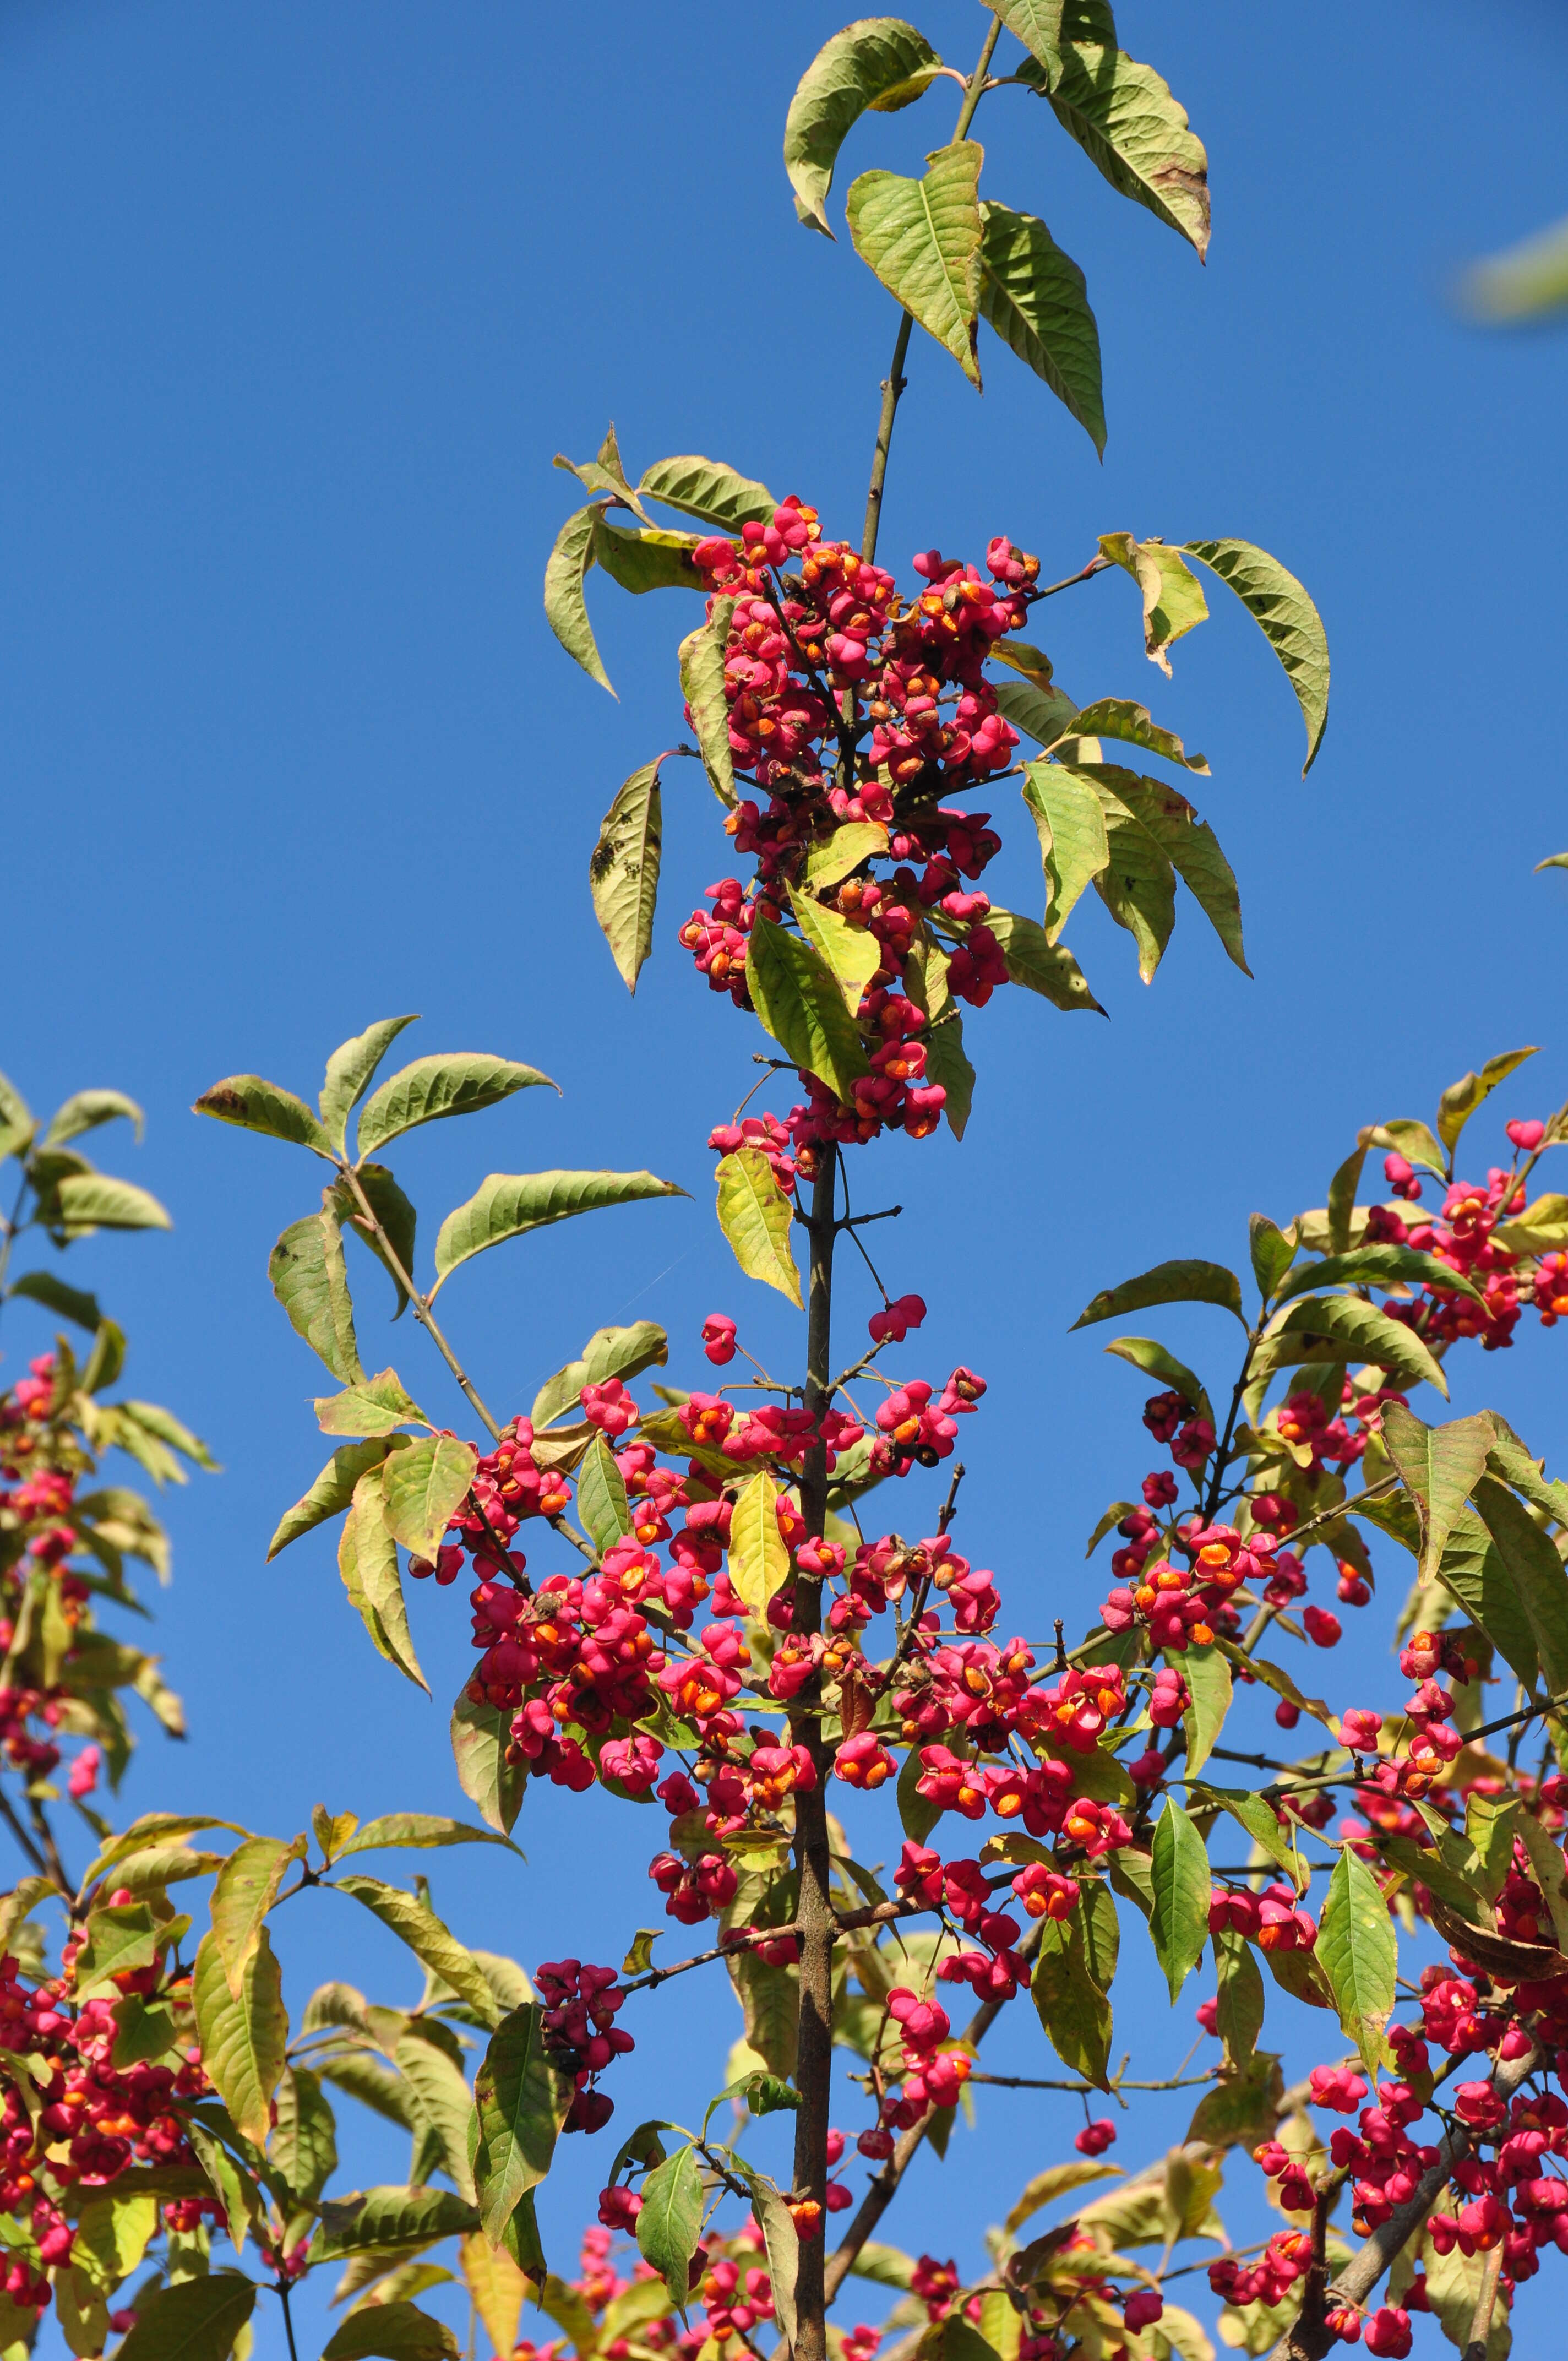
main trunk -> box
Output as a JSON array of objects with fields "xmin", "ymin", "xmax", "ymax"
[{"xmin": 789, "ymin": 1155, "xmax": 837, "ymax": 2361}]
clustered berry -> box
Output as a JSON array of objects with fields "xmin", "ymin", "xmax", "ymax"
[
  {"xmin": 676, "ymin": 504, "xmax": 1052, "ymax": 1166},
  {"xmin": 535, "ymin": 1959, "xmax": 635, "ymax": 2131},
  {"xmin": 0, "ymin": 1924, "xmax": 212, "ymax": 2319}
]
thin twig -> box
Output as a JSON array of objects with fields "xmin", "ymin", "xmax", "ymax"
[{"xmin": 335, "ymin": 1160, "xmax": 503, "ymax": 1440}]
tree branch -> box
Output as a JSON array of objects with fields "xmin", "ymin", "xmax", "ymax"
[{"xmin": 1267, "ymin": 2043, "xmax": 1539, "ymax": 2361}]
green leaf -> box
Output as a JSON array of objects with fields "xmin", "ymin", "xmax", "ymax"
[
  {"xmin": 318, "ymin": 1370, "xmax": 429, "ymax": 1438},
  {"xmin": 273, "ymin": 2064, "xmax": 338, "ymax": 2205},
  {"xmin": 739, "ymin": 2167, "xmax": 801, "ymax": 2354},
  {"xmin": 357, "ymin": 1055, "xmax": 554, "ymax": 1158},
  {"xmin": 923, "ymin": 1009, "xmax": 975, "ymax": 1140},
  {"xmin": 1180, "ymin": 1646, "xmax": 1231, "ymax": 1778},
  {"xmin": 1435, "ymin": 1046, "xmax": 1540, "ymax": 1157},
  {"xmin": 267, "ymin": 1436, "xmax": 406, "ymax": 1560},
  {"xmin": 1274, "ymin": 1244, "xmax": 1485, "ymax": 1311},
  {"xmin": 1374, "ymin": 1831, "xmax": 1482, "ymax": 1918},
  {"xmin": 783, "ymin": 18, "xmax": 943, "ymax": 233},
  {"xmin": 320, "ymin": 1016, "xmax": 421, "ymax": 1155},
  {"xmin": 1201, "ymin": 1788, "xmax": 1305, "ymax": 1890},
  {"xmin": 846, "ymin": 141, "xmax": 985, "ymax": 388},
  {"xmin": 1110, "ymin": 774, "xmax": 1248, "ymax": 975},
  {"xmin": 592, "ymin": 515, "xmax": 703, "ymax": 595},
  {"xmin": 1020, "ymin": 760, "xmax": 1108, "ymax": 944},
  {"xmin": 1212, "ymin": 1925, "xmax": 1265, "ymax": 2069},
  {"xmin": 1483, "ymin": 1413, "xmax": 1568, "ymax": 1527},
  {"xmin": 340, "ymin": 1813, "xmax": 518, "ymax": 1862},
  {"xmin": 1150, "ymin": 1798, "xmax": 1210, "ymax": 2000},
  {"xmin": 270, "ymin": 1203, "xmax": 364, "ymax": 1384},
  {"xmin": 1032, "ymin": 1882, "xmax": 1117, "ymax": 2087},
  {"xmin": 81, "ymin": 1316, "xmax": 127, "ymax": 1395},
  {"xmin": 472, "ymin": 2003, "xmax": 570, "ymax": 2246},
  {"xmin": 635, "ymin": 455, "xmax": 777, "ymax": 531},
  {"xmin": 53, "ymin": 1173, "xmax": 172, "ymax": 1232},
  {"xmin": 1326, "ymin": 1139, "xmax": 1370, "ymax": 1256},
  {"xmin": 804, "ymin": 822, "xmax": 889, "ymax": 888},
  {"xmin": 1471, "ymin": 1475, "xmax": 1568, "ymax": 1696},
  {"xmin": 728, "ymin": 1470, "xmax": 790, "ymax": 1613},
  {"xmin": 902, "ymin": 929, "xmax": 974, "ymax": 1134},
  {"xmin": 1183, "ymin": 539, "xmax": 1330, "ymax": 774},
  {"xmin": 396, "ymin": 2031, "xmax": 478, "ymax": 2205},
  {"xmin": 990, "ymin": 0, "xmax": 1096, "ymax": 78},
  {"xmin": 74, "ymin": 1901, "xmax": 160, "ymax": 1995},
  {"xmin": 1404, "ymin": 1503, "xmax": 1544, "ymax": 1698},
  {"xmin": 334, "ymin": 1161, "xmax": 420, "ymax": 1324},
  {"xmin": 532, "ymin": 1323, "xmax": 668, "ymax": 1430},
  {"xmin": 981, "ymin": 906, "xmax": 1103, "ymax": 1013},
  {"xmin": 991, "ymin": 676, "xmax": 1081, "ymax": 750},
  {"xmin": 636, "ymin": 2144, "xmax": 705, "ymax": 2302},
  {"xmin": 1074, "ymin": 763, "xmax": 1174, "ymax": 981},
  {"xmin": 1102, "ymin": 1337, "xmax": 1212, "ymax": 1423},
  {"xmin": 315, "ymin": 2185, "xmax": 480, "ymax": 2259},
  {"xmin": 716, "ymin": 1148, "xmax": 801, "ymax": 1306},
  {"xmin": 1494, "ymin": 1192, "xmax": 1568, "ymax": 1256},
  {"xmin": 1068, "ymin": 697, "xmax": 1208, "ymax": 774},
  {"xmin": 42, "ymin": 1089, "xmax": 145, "ymax": 1150},
  {"xmin": 323, "ymin": 2300, "xmax": 459, "ymax": 2361},
  {"xmin": 1318, "ymin": 1848, "xmax": 1397, "ymax": 2072},
  {"xmin": 678, "ymin": 596, "xmax": 738, "ymax": 807},
  {"xmin": 6, "ymin": 1268, "xmax": 103, "ymax": 1331},
  {"xmin": 1516, "ymin": 1811, "xmax": 1568, "ymax": 1954},
  {"xmin": 1098, "ymin": 536, "xmax": 1208, "ymax": 676},
  {"xmin": 1027, "ymin": 34, "xmax": 1209, "ymax": 260},
  {"xmin": 211, "ymin": 1834, "xmax": 306, "ymax": 1995},
  {"xmin": 747, "ymin": 916, "xmax": 870, "ymax": 1100},
  {"xmin": 193, "ymin": 1074, "xmax": 332, "ymax": 1155},
  {"xmin": 1272, "ymin": 1295, "xmax": 1448, "ymax": 1397},
  {"xmin": 545, "ymin": 501, "xmax": 613, "ymax": 693},
  {"xmin": 578, "ymin": 1434, "xmax": 632, "ymax": 1558},
  {"xmin": 591, "ymin": 760, "xmax": 664, "ymax": 992},
  {"xmin": 787, "ymin": 885, "xmax": 882, "ymax": 1014},
  {"xmin": 79, "ymin": 1815, "xmax": 247, "ymax": 1892},
  {"xmin": 74, "ymin": 2183, "xmax": 160, "ymax": 2290},
  {"xmin": 335, "ymin": 1877, "xmax": 502, "ymax": 2026},
  {"xmin": 115, "ymin": 2272, "xmax": 257, "ymax": 2361},
  {"xmin": 555, "ymin": 422, "xmax": 647, "ymax": 516},
  {"xmin": 341, "ymin": 1470, "xmax": 429, "ymax": 1691},
  {"xmin": 0, "ymin": 1070, "xmax": 34, "ymax": 1161},
  {"xmin": 1074, "ymin": 1258, "xmax": 1245, "ymax": 1330},
  {"xmin": 1379, "ymin": 1405, "xmax": 1496, "ymax": 1580},
  {"xmin": 432, "ymin": 1169, "xmax": 683, "ymax": 1293},
  {"xmin": 1371, "ymin": 1117, "xmax": 1448, "ymax": 1179},
  {"xmin": 382, "ymin": 1435, "xmax": 478, "ymax": 1561},
  {"xmin": 452, "ymin": 1689, "xmax": 527, "ymax": 1838},
  {"xmin": 117, "ymin": 1397, "xmax": 216, "ymax": 1475},
  {"xmin": 1002, "ymin": 2159, "xmax": 1122, "ymax": 2238},
  {"xmin": 977, "ymin": 200, "xmax": 1104, "ymax": 453},
  {"xmin": 192, "ymin": 1927, "xmax": 287, "ymax": 2145}
]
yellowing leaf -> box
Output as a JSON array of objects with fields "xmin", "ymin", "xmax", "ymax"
[
  {"xmin": 786, "ymin": 885, "xmax": 882, "ymax": 1014},
  {"xmin": 715, "ymin": 1147, "xmax": 802, "ymax": 1307},
  {"xmin": 1098, "ymin": 533, "xmax": 1209, "ymax": 675},
  {"xmin": 728, "ymin": 1470, "xmax": 790, "ymax": 1613}
]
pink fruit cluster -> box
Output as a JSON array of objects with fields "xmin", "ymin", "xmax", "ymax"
[{"xmin": 675, "ymin": 503, "xmax": 1053, "ymax": 1163}]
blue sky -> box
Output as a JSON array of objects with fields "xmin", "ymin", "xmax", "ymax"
[{"xmin": 6, "ymin": 0, "xmax": 1568, "ymax": 2352}]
